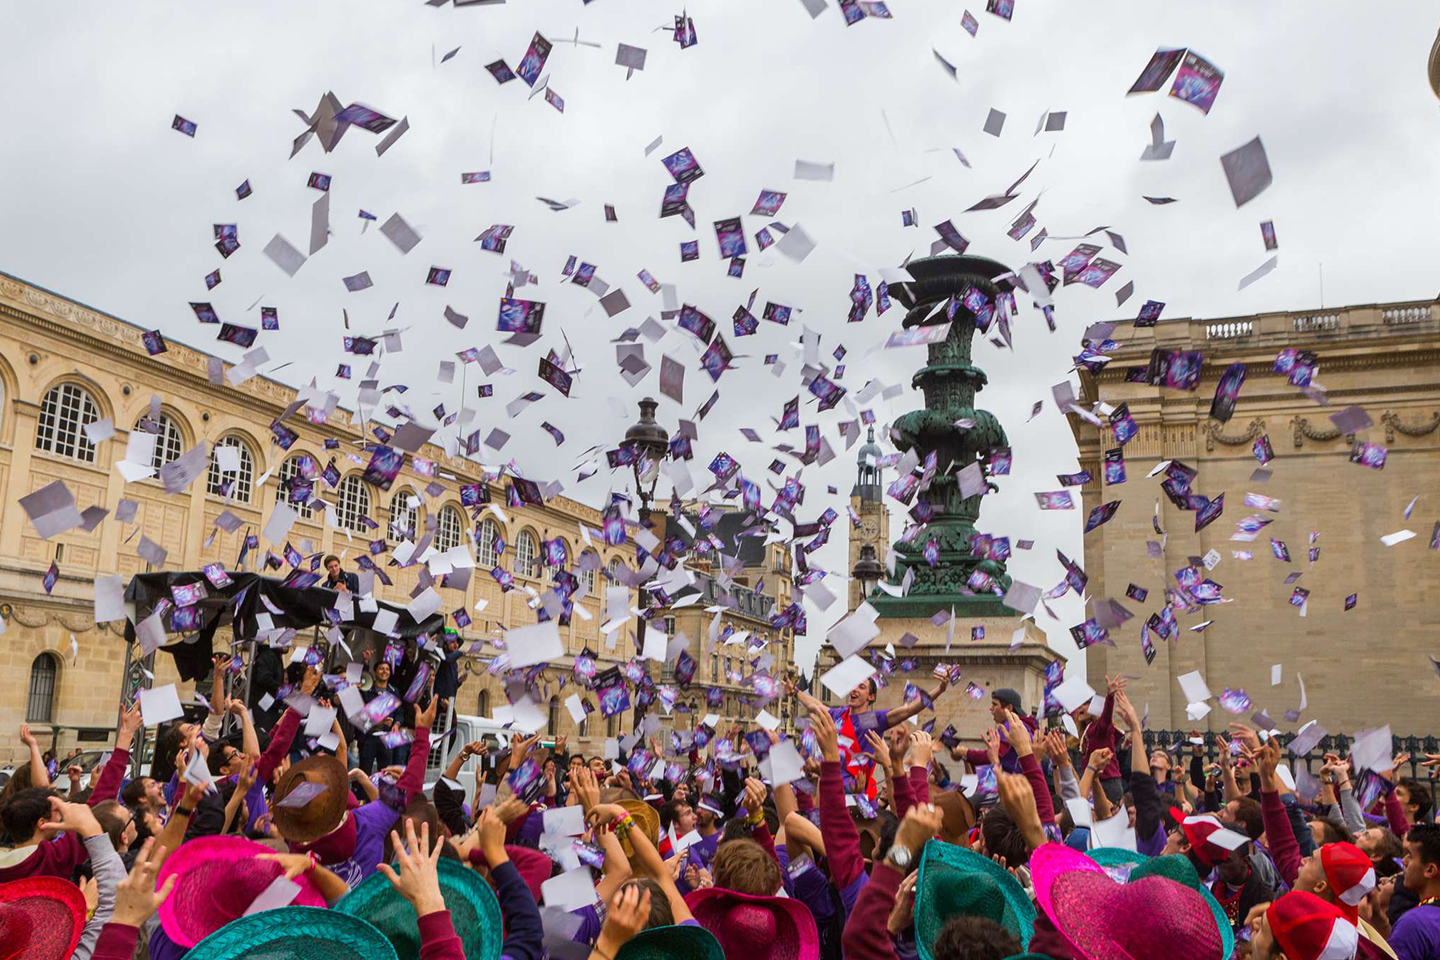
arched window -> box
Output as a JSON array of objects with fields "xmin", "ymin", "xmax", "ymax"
[
  {"xmin": 134, "ymin": 414, "xmax": 185, "ymax": 473},
  {"xmin": 579, "ymin": 557, "xmax": 597, "ymax": 597},
  {"xmin": 26, "ymin": 653, "xmax": 59, "ymax": 723},
  {"xmin": 515, "ymin": 530, "xmax": 540, "ymax": 578},
  {"xmin": 477, "ymin": 519, "xmax": 500, "ymax": 567},
  {"xmin": 547, "ymin": 696, "xmax": 561, "ymax": 736},
  {"xmin": 608, "ymin": 557, "xmax": 629, "ymax": 583},
  {"xmin": 335, "ymin": 475, "xmax": 371, "ymax": 533},
  {"xmin": 36, "ymin": 383, "xmax": 101, "ymax": 462},
  {"xmin": 711, "ymin": 652, "xmax": 720, "ymax": 682},
  {"xmin": 389, "ymin": 490, "xmax": 419, "ymax": 542},
  {"xmin": 477, "ymin": 688, "xmax": 491, "ymax": 718},
  {"xmin": 275, "ymin": 457, "xmax": 315, "ymax": 518},
  {"xmin": 206, "ymin": 435, "xmax": 255, "ymax": 502},
  {"xmin": 435, "ymin": 505, "xmax": 464, "ymax": 552},
  {"xmin": 549, "ymin": 539, "xmax": 571, "ymax": 582},
  {"xmin": 607, "ymin": 712, "xmax": 619, "ymax": 737}
]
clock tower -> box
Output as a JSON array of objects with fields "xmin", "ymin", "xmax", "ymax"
[{"xmin": 848, "ymin": 427, "xmax": 891, "ymax": 612}]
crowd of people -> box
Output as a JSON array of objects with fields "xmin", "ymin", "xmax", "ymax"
[{"xmin": 2, "ymin": 651, "xmax": 1438, "ymax": 960}]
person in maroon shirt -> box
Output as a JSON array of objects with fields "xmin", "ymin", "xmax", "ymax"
[
  {"xmin": 1077, "ymin": 675, "xmax": 1126, "ymax": 804},
  {"xmin": 0, "ymin": 702, "xmax": 138, "ymax": 883}
]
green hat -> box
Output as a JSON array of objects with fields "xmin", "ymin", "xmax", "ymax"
[
  {"xmin": 186, "ymin": 906, "xmax": 397, "ymax": 960},
  {"xmin": 616, "ymin": 923, "xmax": 726, "ymax": 960},
  {"xmin": 335, "ymin": 859, "xmax": 502, "ymax": 960},
  {"xmin": 916, "ymin": 839, "xmax": 1036, "ymax": 960},
  {"xmin": 1086, "ymin": 848, "xmax": 1236, "ymax": 960}
]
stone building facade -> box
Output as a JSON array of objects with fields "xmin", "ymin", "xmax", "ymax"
[
  {"xmin": 1069, "ymin": 299, "xmax": 1440, "ymax": 734},
  {"xmin": 0, "ymin": 272, "xmax": 792, "ymax": 765}
]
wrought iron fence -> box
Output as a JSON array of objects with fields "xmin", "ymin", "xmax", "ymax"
[{"xmin": 1141, "ymin": 728, "xmax": 1440, "ymax": 782}]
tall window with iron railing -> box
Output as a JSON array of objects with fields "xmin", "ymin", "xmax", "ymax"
[{"xmin": 26, "ymin": 653, "xmax": 59, "ymax": 723}]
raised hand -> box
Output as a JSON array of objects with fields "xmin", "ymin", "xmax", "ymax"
[
  {"xmin": 1003, "ymin": 709, "xmax": 1033, "ymax": 758},
  {"xmin": 111, "ymin": 839, "xmax": 177, "ymax": 927},
  {"xmin": 1226, "ymin": 722, "xmax": 1261, "ymax": 755},
  {"xmin": 1088, "ymin": 748, "xmax": 1114, "ymax": 773},
  {"xmin": 865, "ymin": 730, "xmax": 893, "ymax": 772},
  {"xmin": 982, "ymin": 726, "xmax": 1002, "ymax": 766},
  {"xmin": 909, "ymin": 730, "xmax": 935, "ymax": 767},
  {"xmin": 597, "ymin": 883, "xmax": 651, "ymax": 951},
  {"xmin": 377, "ymin": 818, "xmax": 446, "ymax": 918},
  {"xmin": 494, "ymin": 796, "xmax": 530, "ymax": 825},
  {"xmin": 570, "ymin": 766, "xmax": 601, "ymax": 813},
  {"xmin": 893, "ymin": 803, "xmax": 944, "ymax": 856},
  {"xmin": 1042, "ymin": 730, "xmax": 1071, "ymax": 767},
  {"xmin": 118, "ymin": 701, "xmax": 143, "ymax": 751},
  {"xmin": 807, "ymin": 705, "xmax": 840, "ymax": 763},
  {"xmin": 741, "ymin": 777, "xmax": 766, "ymax": 817},
  {"xmin": 416, "ymin": 695, "xmax": 441, "ymax": 729},
  {"xmin": 996, "ymin": 771, "xmax": 1045, "ymax": 849},
  {"xmin": 475, "ymin": 807, "xmax": 508, "ymax": 862}
]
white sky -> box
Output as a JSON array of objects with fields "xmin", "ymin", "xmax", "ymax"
[{"xmin": 3, "ymin": 0, "xmax": 1439, "ymax": 680}]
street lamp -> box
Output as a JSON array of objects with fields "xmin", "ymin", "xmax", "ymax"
[
  {"xmin": 625, "ymin": 397, "xmax": 670, "ymax": 525},
  {"xmin": 625, "ymin": 398, "xmax": 670, "ymax": 703},
  {"xmin": 851, "ymin": 543, "xmax": 886, "ymax": 603}
]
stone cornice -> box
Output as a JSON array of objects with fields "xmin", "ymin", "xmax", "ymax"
[{"xmin": 1093, "ymin": 351, "xmax": 1440, "ymax": 386}]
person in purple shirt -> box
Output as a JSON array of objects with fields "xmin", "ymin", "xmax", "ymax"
[
  {"xmin": 1390, "ymin": 824, "xmax": 1440, "ymax": 960},
  {"xmin": 948, "ymin": 687, "xmax": 1039, "ymax": 777},
  {"xmin": 819, "ymin": 668, "xmax": 948, "ymax": 801},
  {"xmin": 277, "ymin": 696, "xmax": 438, "ymax": 890}
]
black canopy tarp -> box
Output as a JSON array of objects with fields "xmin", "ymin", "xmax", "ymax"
[{"xmin": 123, "ymin": 571, "xmax": 445, "ymax": 682}]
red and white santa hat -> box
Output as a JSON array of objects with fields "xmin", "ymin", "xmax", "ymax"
[
  {"xmin": 1267, "ymin": 891, "xmax": 1359, "ymax": 960},
  {"xmin": 1320, "ymin": 842, "xmax": 1376, "ymax": 922},
  {"xmin": 1169, "ymin": 807, "xmax": 1251, "ymax": 867}
]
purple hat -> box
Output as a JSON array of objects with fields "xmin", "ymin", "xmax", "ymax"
[
  {"xmin": 158, "ymin": 836, "xmax": 327, "ymax": 947},
  {"xmin": 685, "ymin": 888, "xmax": 820, "ymax": 960},
  {"xmin": 1030, "ymin": 843, "xmax": 1226, "ymax": 960}
]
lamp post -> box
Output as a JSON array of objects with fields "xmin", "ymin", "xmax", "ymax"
[
  {"xmin": 851, "ymin": 543, "xmax": 886, "ymax": 606},
  {"xmin": 625, "ymin": 397, "xmax": 670, "ymax": 526},
  {"xmin": 625, "ymin": 398, "xmax": 670, "ymax": 709}
]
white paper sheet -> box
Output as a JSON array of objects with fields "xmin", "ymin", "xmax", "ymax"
[{"xmin": 139, "ymin": 684, "xmax": 184, "ymax": 726}]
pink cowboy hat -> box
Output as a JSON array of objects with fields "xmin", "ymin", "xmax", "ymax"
[
  {"xmin": 1030, "ymin": 843, "xmax": 1227, "ymax": 960},
  {"xmin": 686, "ymin": 887, "xmax": 820, "ymax": 960},
  {"xmin": 158, "ymin": 835, "xmax": 327, "ymax": 948}
]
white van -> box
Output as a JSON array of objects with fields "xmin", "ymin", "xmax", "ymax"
[{"xmin": 421, "ymin": 714, "xmax": 528, "ymax": 803}]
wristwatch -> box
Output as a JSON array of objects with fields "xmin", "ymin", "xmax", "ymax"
[{"xmin": 886, "ymin": 843, "xmax": 913, "ymax": 870}]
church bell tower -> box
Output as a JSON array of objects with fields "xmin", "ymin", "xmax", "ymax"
[{"xmin": 848, "ymin": 427, "xmax": 891, "ymax": 611}]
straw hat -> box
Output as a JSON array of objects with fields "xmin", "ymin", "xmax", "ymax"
[
  {"xmin": 272, "ymin": 754, "xmax": 350, "ymax": 843},
  {"xmin": 0, "ymin": 876, "xmax": 86, "ymax": 960},
  {"xmin": 336, "ymin": 858, "xmax": 502, "ymax": 960},
  {"xmin": 617, "ymin": 799, "xmax": 660, "ymax": 857},
  {"xmin": 686, "ymin": 887, "xmax": 821, "ymax": 960},
  {"xmin": 158, "ymin": 835, "xmax": 328, "ymax": 948},
  {"xmin": 1031, "ymin": 843, "xmax": 1229, "ymax": 960},
  {"xmin": 915, "ymin": 839, "xmax": 1035, "ymax": 960},
  {"xmin": 616, "ymin": 923, "xmax": 726, "ymax": 960},
  {"xmin": 185, "ymin": 906, "xmax": 398, "ymax": 960},
  {"xmin": 1086, "ymin": 848, "xmax": 1235, "ymax": 960},
  {"xmin": 928, "ymin": 787, "xmax": 977, "ymax": 845}
]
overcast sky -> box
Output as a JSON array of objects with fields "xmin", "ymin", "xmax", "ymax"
[{"xmin": 4, "ymin": 0, "xmax": 1439, "ymax": 679}]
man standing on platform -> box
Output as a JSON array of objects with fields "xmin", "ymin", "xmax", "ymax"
[
  {"xmin": 324, "ymin": 554, "xmax": 360, "ymax": 593},
  {"xmin": 790, "ymin": 666, "xmax": 950, "ymax": 800}
]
